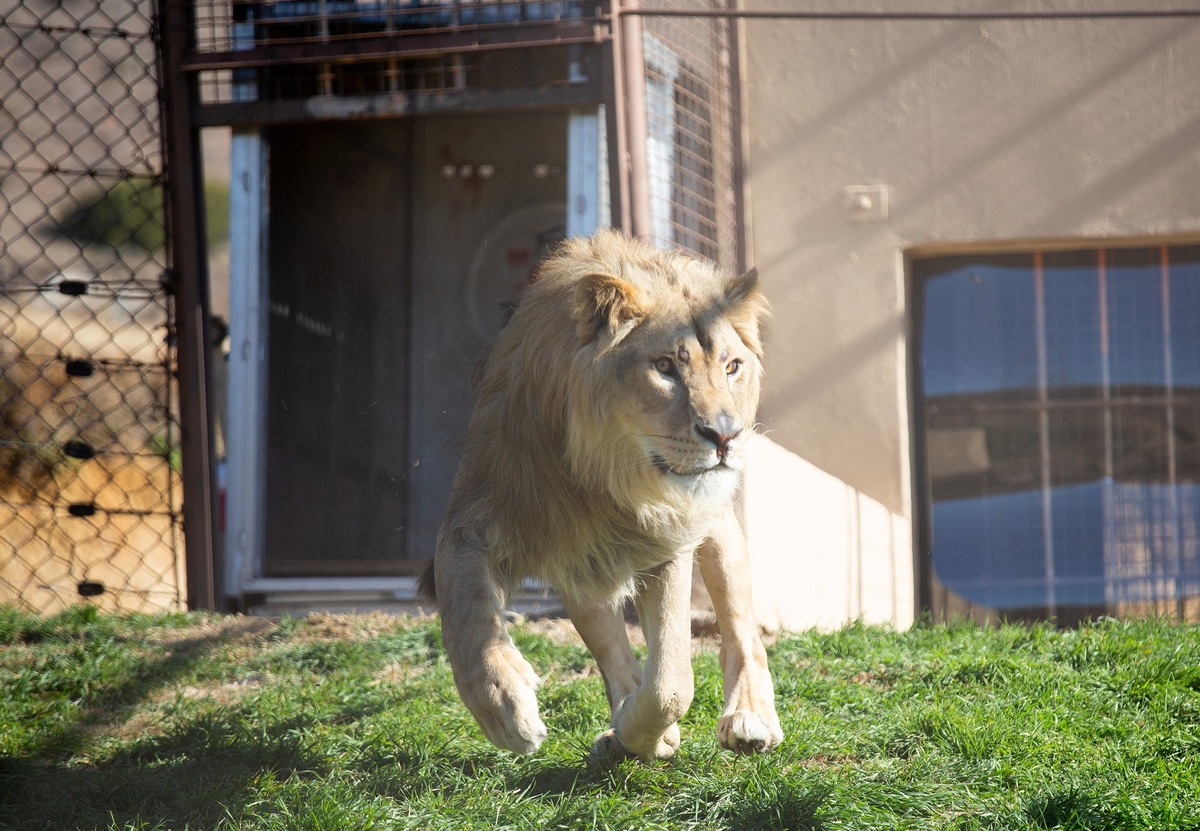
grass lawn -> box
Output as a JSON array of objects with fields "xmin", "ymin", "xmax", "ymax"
[{"xmin": 1, "ymin": 605, "xmax": 1198, "ymax": 830}]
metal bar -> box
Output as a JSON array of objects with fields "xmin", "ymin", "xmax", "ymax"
[
  {"xmin": 1033, "ymin": 251, "xmax": 1057, "ymax": 619},
  {"xmin": 604, "ymin": 0, "xmax": 630, "ymax": 231},
  {"xmin": 156, "ymin": 0, "xmax": 222, "ymax": 610},
  {"xmin": 619, "ymin": 8, "xmax": 1200, "ymax": 20},
  {"xmin": 191, "ymin": 82, "xmax": 604, "ymax": 127},
  {"xmin": 1098, "ymin": 249, "xmax": 1117, "ymax": 612},
  {"xmin": 617, "ymin": 0, "xmax": 652, "ymax": 239},
  {"xmin": 182, "ymin": 22, "xmax": 605, "ymax": 70},
  {"xmin": 567, "ymin": 108, "xmax": 604, "ymax": 237},
  {"xmin": 725, "ymin": 0, "xmax": 747, "ymax": 271},
  {"xmin": 1161, "ymin": 246, "xmax": 1183, "ymax": 619}
]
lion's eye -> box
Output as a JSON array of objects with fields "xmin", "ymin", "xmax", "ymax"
[
  {"xmin": 726, "ymin": 358, "xmax": 743, "ymax": 376},
  {"xmin": 654, "ymin": 357, "xmax": 676, "ymax": 376}
]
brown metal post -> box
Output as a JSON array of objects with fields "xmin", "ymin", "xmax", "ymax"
[
  {"xmin": 605, "ymin": 0, "xmax": 630, "ymax": 233},
  {"xmin": 157, "ymin": 0, "xmax": 222, "ymax": 610},
  {"xmin": 615, "ymin": 0, "xmax": 652, "ymax": 239},
  {"xmin": 726, "ymin": 0, "xmax": 748, "ymax": 273}
]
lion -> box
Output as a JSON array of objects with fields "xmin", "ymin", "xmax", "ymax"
[{"xmin": 420, "ymin": 229, "xmax": 782, "ymax": 761}]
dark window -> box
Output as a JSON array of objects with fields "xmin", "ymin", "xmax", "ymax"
[{"xmin": 915, "ymin": 245, "xmax": 1200, "ymax": 622}]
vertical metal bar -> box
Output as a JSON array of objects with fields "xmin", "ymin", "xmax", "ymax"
[
  {"xmin": 318, "ymin": 0, "xmax": 334, "ymax": 96},
  {"xmin": 618, "ymin": 0, "xmax": 653, "ymax": 239},
  {"xmin": 605, "ymin": 0, "xmax": 631, "ymax": 232},
  {"xmin": 1162, "ymin": 245, "xmax": 1183, "ymax": 619},
  {"xmin": 567, "ymin": 109, "xmax": 603, "ymax": 238},
  {"xmin": 224, "ymin": 8, "xmax": 268, "ymax": 608},
  {"xmin": 1098, "ymin": 249, "xmax": 1117, "ymax": 610},
  {"xmin": 726, "ymin": 0, "xmax": 748, "ymax": 272},
  {"xmin": 157, "ymin": 0, "xmax": 221, "ymax": 610},
  {"xmin": 385, "ymin": 0, "xmax": 400, "ymax": 93},
  {"xmin": 1033, "ymin": 251, "xmax": 1056, "ymax": 619}
]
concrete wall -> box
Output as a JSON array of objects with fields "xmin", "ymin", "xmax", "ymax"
[{"xmin": 739, "ymin": 0, "xmax": 1200, "ymax": 625}]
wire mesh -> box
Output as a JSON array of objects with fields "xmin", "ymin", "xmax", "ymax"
[
  {"xmin": 0, "ymin": 0, "xmax": 183, "ymax": 614},
  {"xmin": 189, "ymin": 0, "xmax": 599, "ymax": 106},
  {"xmin": 639, "ymin": 0, "xmax": 738, "ymax": 269}
]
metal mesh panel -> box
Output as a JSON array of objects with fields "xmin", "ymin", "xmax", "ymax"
[
  {"xmin": 188, "ymin": 0, "xmax": 599, "ymax": 106},
  {"xmin": 0, "ymin": 0, "xmax": 183, "ymax": 614},
  {"xmin": 639, "ymin": 0, "xmax": 737, "ymax": 269}
]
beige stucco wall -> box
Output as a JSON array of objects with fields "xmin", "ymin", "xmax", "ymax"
[
  {"xmin": 741, "ymin": 435, "xmax": 914, "ymax": 632},
  {"xmin": 740, "ymin": 1, "xmax": 1200, "ymax": 624}
]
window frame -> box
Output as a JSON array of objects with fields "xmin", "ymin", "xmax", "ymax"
[{"xmin": 909, "ymin": 241, "xmax": 1200, "ymax": 624}]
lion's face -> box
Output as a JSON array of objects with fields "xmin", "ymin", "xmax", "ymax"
[
  {"xmin": 562, "ymin": 240, "xmax": 768, "ymax": 508},
  {"xmin": 613, "ymin": 313, "xmax": 760, "ymax": 490}
]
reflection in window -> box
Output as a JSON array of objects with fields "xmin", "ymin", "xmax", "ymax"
[{"xmin": 917, "ymin": 245, "xmax": 1200, "ymax": 621}]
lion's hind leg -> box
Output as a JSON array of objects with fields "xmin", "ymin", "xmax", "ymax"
[{"xmin": 435, "ymin": 533, "xmax": 547, "ymax": 754}]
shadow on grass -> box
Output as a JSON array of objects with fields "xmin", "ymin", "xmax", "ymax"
[
  {"xmin": 0, "ymin": 615, "xmax": 320, "ymax": 830},
  {"xmin": 365, "ymin": 745, "xmax": 832, "ymax": 831},
  {"xmin": 1026, "ymin": 788, "xmax": 1130, "ymax": 831},
  {"xmin": 1, "ymin": 740, "xmax": 319, "ymax": 831}
]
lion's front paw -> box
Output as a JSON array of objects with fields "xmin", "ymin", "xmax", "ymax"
[
  {"xmin": 459, "ymin": 647, "xmax": 548, "ymax": 754},
  {"xmin": 590, "ymin": 722, "xmax": 680, "ymax": 762},
  {"xmin": 717, "ymin": 709, "xmax": 783, "ymax": 755}
]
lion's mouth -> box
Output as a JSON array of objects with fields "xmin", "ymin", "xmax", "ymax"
[{"xmin": 651, "ymin": 454, "xmax": 727, "ymax": 477}]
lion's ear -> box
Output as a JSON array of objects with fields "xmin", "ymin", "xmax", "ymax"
[
  {"xmin": 724, "ymin": 267, "xmax": 770, "ymax": 358},
  {"xmin": 573, "ymin": 273, "xmax": 645, "ymax": 344}
]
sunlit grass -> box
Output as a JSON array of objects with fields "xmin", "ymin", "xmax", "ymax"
[{"xmin": 2, "ymin": 605, "xmax": 1198, "ymax": 830}]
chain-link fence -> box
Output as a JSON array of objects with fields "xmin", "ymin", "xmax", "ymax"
[
  {"xmin": 0, "ymin": 0, "xmax": 737, "ymax": 614},
  {"xmin": 0, "ymin": 0, "xmax": 183, "ymax": 614}
]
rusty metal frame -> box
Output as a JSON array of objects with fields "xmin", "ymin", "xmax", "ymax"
[
  {"xmin": 193, "ymin": 82, "xmax": 604, "ymax": 127},
  {"xmin": 154, "ymin": 0, "xmax": 749, "ymax": 609},
  {"xmin": 157, "ymin": 0, "xmax": 223, "ymax": 609}
]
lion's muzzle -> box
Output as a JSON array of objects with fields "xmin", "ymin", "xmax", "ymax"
[{"xmin": 694, "ymin": 411, "xmax": 743, "ymax": 463}]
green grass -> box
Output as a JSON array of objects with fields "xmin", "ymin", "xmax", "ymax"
[{"xmin": 2, "ymin": 606, "xmax": 1199, "ymax": 830}]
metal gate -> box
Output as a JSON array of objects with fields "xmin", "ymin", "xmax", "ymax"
[{"xmin": 0, "ymin": 0, "xmax": 184, "ymax": 613}]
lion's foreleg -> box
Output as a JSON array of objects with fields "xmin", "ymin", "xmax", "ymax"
[
  {"xmin": 561, "ymin": 593, "xmax": 642, "ymax": 723},
  {"xmin": 434, "ymin": 532, "xmax": 547, "ymax": 754},
  {"xmin": 591, "ymin": 555, "xmax": 694, "ymax": 761},
  {"xmin": 697, "ymin": 512, "xmax": 783, "ymax": 754}
]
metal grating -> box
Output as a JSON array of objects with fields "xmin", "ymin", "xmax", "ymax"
[
  {"xmin": 638, "ymin": 0, "xmax": 738, "ymax": 269},
  {"xmin": 0, "ymin": 0, "xmax": 183, "ymax": 614},
  {"xmin": 187, "ymin": 0, "xmax": 603, "ymax": 107}
]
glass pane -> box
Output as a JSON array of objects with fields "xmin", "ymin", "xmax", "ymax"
[
  {"xmin": 921, "ymin": 256, "xmax": 1038, "ymax": 396},
  {"xmin": 1047, "ymin": 405, "xmax": 1106, "ymax": 488},
  {"xmin": 1107, "ymin": 483, "xmax": 1179, "ymax": 603},
  {"xmin": 1108, "ymin": 248, "xmax": 1166, "ymax": 392},
  {"xmin": 1169, "ymin": 246, "xmax": 1200, "ymax": 388},
  {"xmin": 927, "ymin": 402, "xmax": 1042, "ymax": 502},
  {"xmin": 1049, "ymin": 482, "xmax": 1106, "ymax": 605},
  {"xmin": 1112, "ymin": 404, "xmax": 1170, "ymax": 484},
  {"xmin": 932, "ymin": 490, "xmax": 1047, "ymax": 610},
  {"xmin": 1043, "ymin": 250, "xmax": 1103, "ymax": 395}
]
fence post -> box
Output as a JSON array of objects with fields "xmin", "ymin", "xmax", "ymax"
[
  {"xmin": 157, "ymin": 0, "xmax": 222, "ymax": 610},
  {"xmin": 616, "ymin": 0, "xmax": 653, "ymax": 240}
]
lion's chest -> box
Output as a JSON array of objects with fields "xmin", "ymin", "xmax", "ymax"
[{"xmin": 503, "ymin": 503, "xmax": 710, "ymax": 601}]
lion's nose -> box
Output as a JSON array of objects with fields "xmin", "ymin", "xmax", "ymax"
[{"xmin": 695, "ymin": 413, "xmax": 743, "ymax": 460}]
